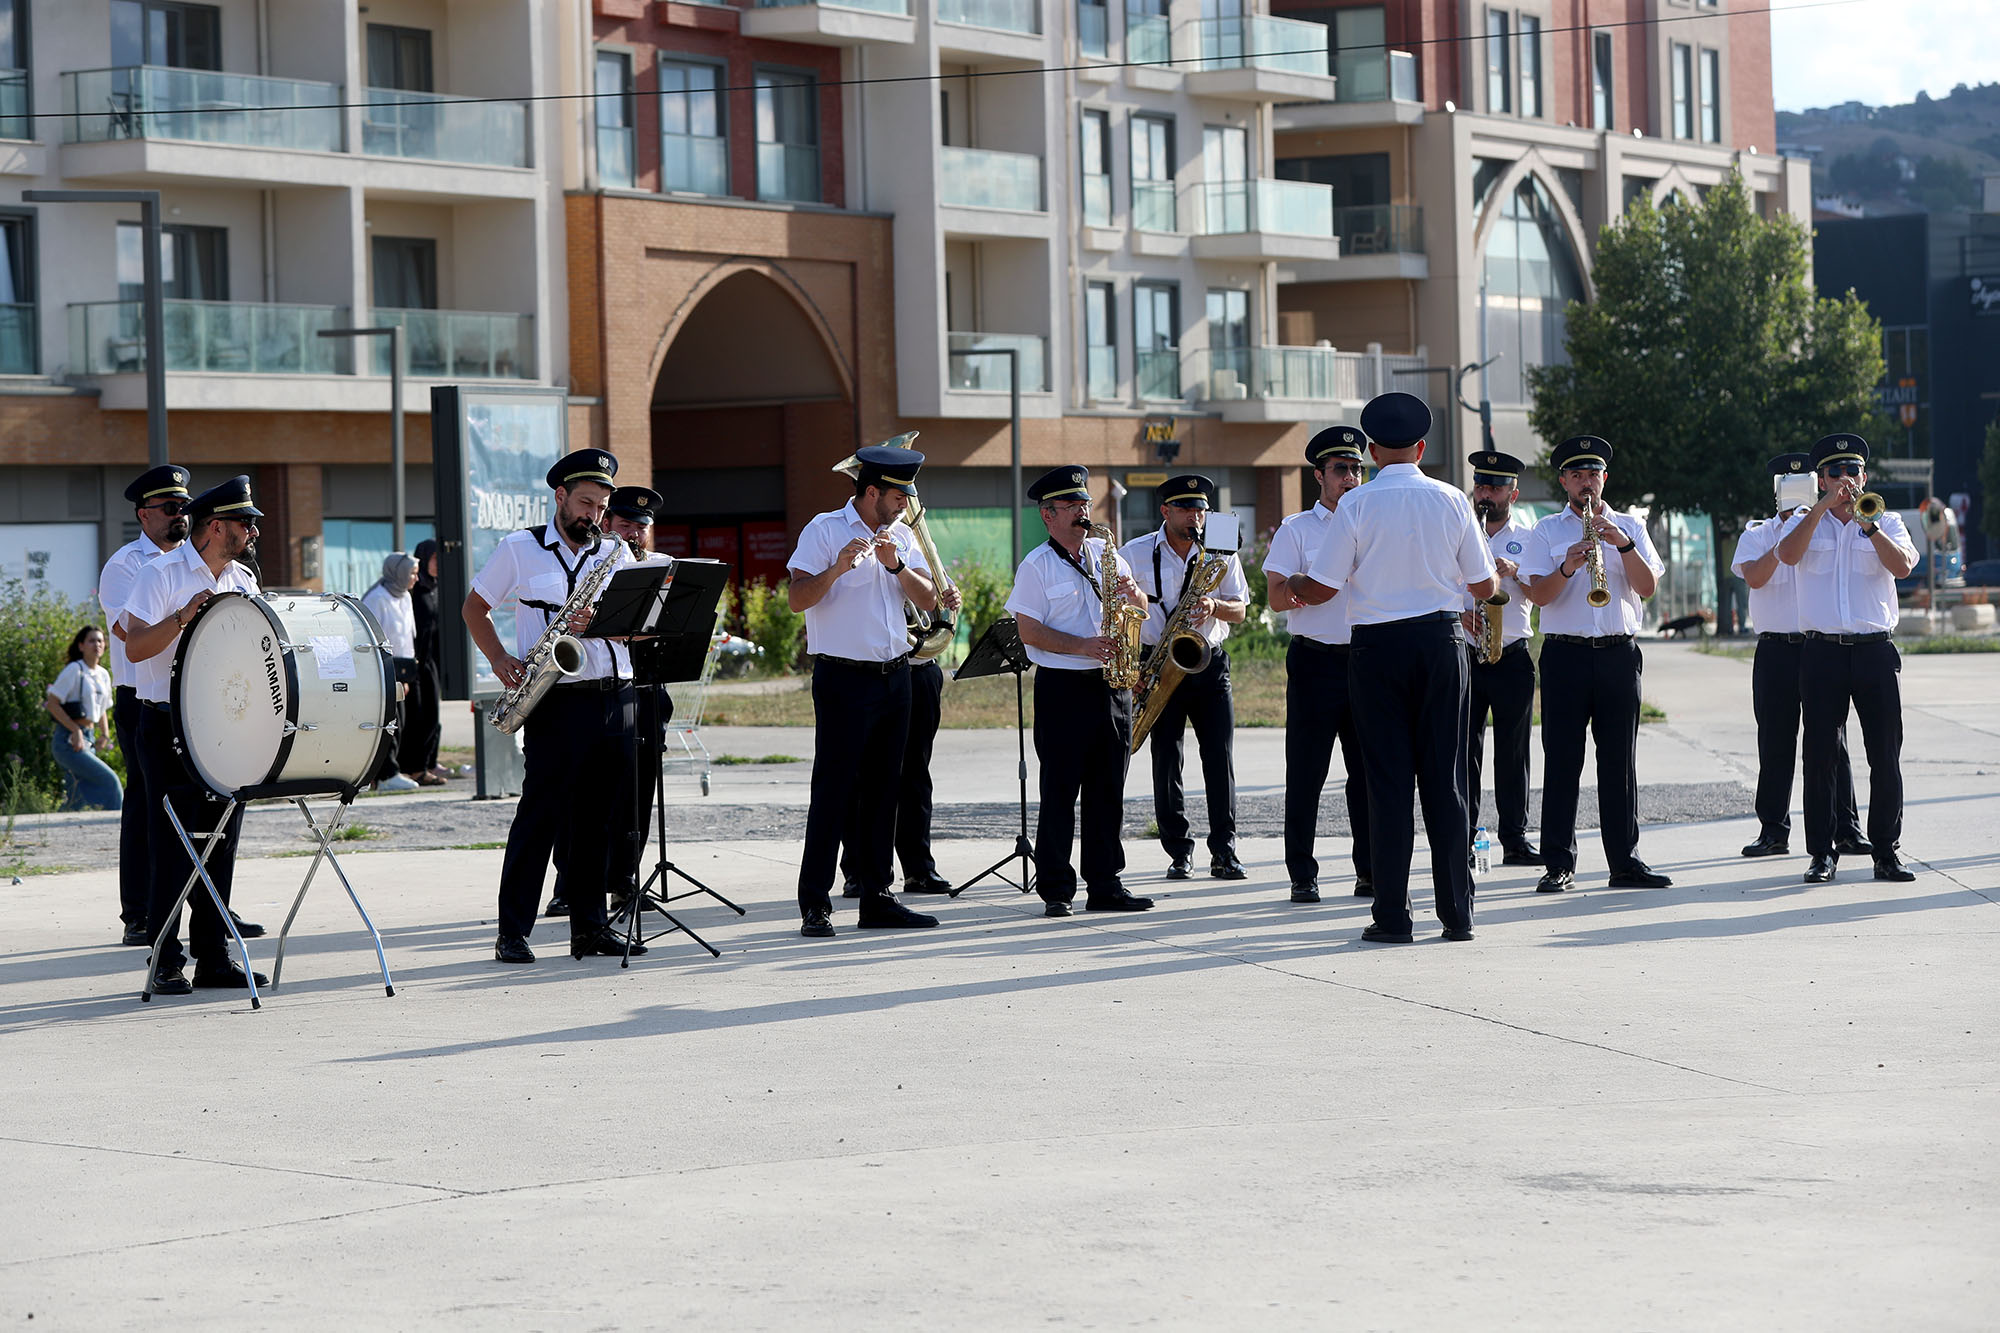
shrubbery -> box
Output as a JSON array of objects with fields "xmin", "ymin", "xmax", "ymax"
[{"xmin": 0, "ymin": 581, "xmax": 105, "ymax": 814}]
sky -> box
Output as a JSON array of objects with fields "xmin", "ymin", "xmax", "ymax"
[{"xmin": 1768, "ymin": 0, "xmax": 1994, "ymax": 113}]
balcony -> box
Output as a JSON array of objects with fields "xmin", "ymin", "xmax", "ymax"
[
  {"xmin": 941, "ymin": 145, "xmax": 1042, "ymax": 212},
  {"xmin": 70, "ymin": 300, "xmax": 348, "ymax": 377},
  {"xmin": 741, "ymin": 0, "xmax": 917, "ymax": 47},
  {"xmin": 936, "ymin": 0, "xmax": 1043, "ymax": 61},
  {"xmin": 1181, "ymin": 16, "xmax": 1335, "ymax": 102},
  {"xmin": 1275, "ymin": 49, "xmax": 1424, "ymax": 130},
  {"xmin": 1278, "ymin": 204, "xmax": 1427, "ymax": 281},
  {"xmin": 363, "ymin": 88, "xmax": 529, "ymax": 169},
  {"xmin": 662, "ymin": 133, "xmax": 729, "ymax": 197},
  {"xmin": 1191, "ymin": 344, "xmax": 1430, "ymax": 422},
  {"xmin": 938, "ymin": 0, "xmax": 1039, "ymax": 34},
  {"xmin": 1132, "ymin": 180, "xmax": 1176, "ymax": 232},
  {"xmin": 1190, "ymin": 179, "xmax": 1342, "ymax": 262},
  {"xmin": 1135, "ymin": 347, "xmax": 1184, "ymax": 401},
  {"xmin": 757, "ymin": 142, "xmax": 821, "ymax": 203},
  {"xmin": 0, "ymin": 68, "xmax": 28, "ymax": 141},
  {"xmin": 0, "ymin": 303, "xmax": 35, "ymax": 374},
  {"xmin": 1085, "ymin": 344, "xmax": 1116, "ymax": 400},
  {"xmin": 947, "ymin": 332, "xmax": 1048, "ymax": 393},
  {"xmin": 369, "ymin": 309, "xmax": 535, "ymax": 380},
  {"xmin": 60, "ymin": 66, "xmax": 341, "ymax": 152}
]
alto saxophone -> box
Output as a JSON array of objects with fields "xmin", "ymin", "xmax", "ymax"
[
  {"xmin": 490, "ymin": 539, "xmax": 625, "ymax": 735},
  {"xmin": 1582, "ymin": 494, "xmax": 1612, "ymax": 609},
  {"xmin": 1477, "ymin": 588, "xmax": 1511, "ymax": 665},
  {"xmin": 1087, "ymin": 522, "xmax": 1145, "ymax": 689},
  {"xmin": 1130, "ymin": 546, "xmax": 1230, "ymax": 751}
]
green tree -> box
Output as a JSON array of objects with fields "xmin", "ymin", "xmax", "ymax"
[
  {"xmin": 1980, "ymin": 416, "xmax": 2000, "ymax": 544},
  {"xmin": 1528, "ymin": 173, "xmax": 1889, "ymax": 603}
]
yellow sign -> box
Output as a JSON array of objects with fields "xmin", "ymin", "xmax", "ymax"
[
  {"xmin": 1142, "ymin": 420, "xmax": 1177, "ymax": 445},
  {"xmin": 1125, "ymin": 471, "xmax": 1168, "ymax": 487}
]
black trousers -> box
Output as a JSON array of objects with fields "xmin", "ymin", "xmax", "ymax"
[
  {"xmin": 397, "ymin": 658, "xmax": 442, "ymax": 775},
  {"xmin": 799, "ymin": 658, "xmax": 912, "ymax": 912},
  {"xmin": 497, "ymin": 683, "xmax": 635, "ymax": 940},
  {"xmin": 1467, "ymin": 641, "xmax": 1535, "ymax": 846},
  {"xmin": 136, "ymin": 704, "xmax": 243, "ymax": 972},
  {"xmin": 1800, "ymin": 638, "xmax": 1902, "ymax": 859},
  {"xmin": 1032, "ymin": 667, "xmax": 1131, "ymax": 902},
  {"xmin": 111, "ymin": 686, "xmax": 152, "ymax": 931},
  {"xmin": 1537, "ymin": 638, "xmax": 1643, "ymax": 875},
  {"xmin": 1283, "ymin": 639, "xmax": 1370, "ymax": 886},
  {"xmin": 605, "ymin": 684, "xmax": 666, "ymax": 895},
  {"xmin": 1148, "ymin": 649, "xmax": 1236, "ymax": 861},
  {"xmin": 1347, "ymin": 616, "xmax": 1472, "ymax": 934},
  {"xmin": 1751, "ymin": 635, "xmax": 1860, "ymax": 844},
  {"xmin": 841, "ymin": 659, "xmax": 943, "ymax": 885}
]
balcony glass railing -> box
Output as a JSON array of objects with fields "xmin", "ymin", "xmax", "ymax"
[
  {"xmin": 369, "ymin": 309, "xmax": 535, "ymax": 380},
  {"xmin": 0, "ymin": 304, "xmax": 36, "ymax": 374},
  {"xmin": 60, "ymin": 66, "xmax": 341, "ymax": 151},
  {"xmin": 947, "ymin": 332, "xmax": 1048, "ymax": 392},
  {"xmin": 663, "ymin": 133, "xmax": 729, "ymax": 196},
  {"xmin": 1085, "ymin": 345, "xmax": 1117, "ymax": 399},
  {"xmin": 755, "ymin": 0, "xmax": 910, "ymax": 10},
  {"xmin": 0, "ymin": 68, "xmax": 29, "ymax": 141},
  {"xmin": 69, "ymin": 300, "xmax": 348, "ymax": 376},
  {"xmin": 1132, "ymin": 179, "xmax": 1176, "ymax": 232},
  {"xmin": 1188, "ymin": 15, "xmax": 1329, "ymax": 76},
  {"xmin": 363, "ymin": 87, "xmax": 528, "ymax": 168},
  {"xmin": 1196, "ymin": 179, "xmax": 1334, "ymax": 237},
  {"xmin": 1081, "ymin": 173, "xmax": 1112, "ymax": 226},
  {"xmin": 1135, "ymin": 346, "xmax": 1182, "ymax": 400},
  {"xmin": 1332, "ymin": 203, "xmax": 1424, "ymax": 255},
  {"xmin": 938, "ymin": 0, "xmax": 1040, "ymax": 35},
  {"xmin": 1128, "ymin": 16, "xmax": 1170, "ymax": 65},
  {"xmin": 1190, "ymin": 346, "xmax": 1431, "ymax": 401},
  {"xmin": 941, "ymin": 145, "xmax": 1043, "ymax": 211},
  {"xmin": 1078, "ymin": 0, "xmax": 1109, "ymax": 56},
  {"xmin": 1333, "ymin": 48, "xmax": 1419, "ymax": 102},
  {"xmin": 598, "ymin": 125, "xmax": 635, "ymax": 187},
  {"xmin": 757, "ymin": 142, "xmax": 821, "ymax": 202}
]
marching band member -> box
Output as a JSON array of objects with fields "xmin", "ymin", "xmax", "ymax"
[
  {"xmin": 1121, "ymin": 474, "xmax": 1250, "ymax": 882},
  {"xmin": 1006, "ymin": 467, "xmax": 1153, "ymax": 917},
  {"xmin": 464, "ymin": 450, "xmax": 640, "ymax": 964},
  {"xmin": 1520, "ymin": 437, "xmax": 1671, "ymax": 894},
  {"xmin": 1460, "ymin": 451, "xmax": 1541, "ymax": 867},
  {"xmin": 1264, "ymin": 427, "xmax": 1372, "ymax": 904},
  {"xmin": 1731, "ymin": 454, "xmax": 1867, "ymax": 861},
  {"xmin": 120, "ymin": 476, "xmax": 269, "ymax": 993},
  {"xmin": 1295, "ymin": 395, "xmax": 1495, "ymax": 943},
  {"xmin": 1775, "ymin": 434, "xmax": 1918, "ymax": 884},
  {"xmin": 786, "ymin": 444, "xmax": 940, "ymax": 938}
]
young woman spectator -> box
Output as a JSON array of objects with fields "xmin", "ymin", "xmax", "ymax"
[{"xmin": 44, "ymin": 625, "xmax": 123, "ymax": 811}]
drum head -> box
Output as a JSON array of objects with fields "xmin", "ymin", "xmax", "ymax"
[{"xmin": 173, "ymin": 594, "xmax": 292, "ymax": 796}]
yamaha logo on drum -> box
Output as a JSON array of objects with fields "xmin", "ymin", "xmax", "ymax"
[
  {"xmin": 264, "ymin": 643, "xmax": 285, "ymax": 716},
  {"xmin": 261, "ymin": 635, "xmax": 272, "ymax": 652}
]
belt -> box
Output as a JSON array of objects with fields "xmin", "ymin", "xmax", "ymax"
[
  {"xmin": 1758, "ymin": 632, "xmax": 1805, "ymax": 644},
  {"xmin": 115, "ymin": 684, "xmax": 137, "ymax": 699},
  {"xmin": 1804, "ymin": 630, "xmax": 1891, "ymax": 645},
  {"xmin": 553, "ymin": 677, "xmax": 630, "ymax": 692},
  {"xmin": 1292, "ymin": 636, "xmax": 1350, "ymax": 654},
  {"xmin": 1469, "ymin": 638, "xmax": 1530, "ymax": 660},
  {"xmin": 815, "ymin": 653, "xmax": 912, "ymax": 675},
  {"xmin": 1546, "ymin": 633, "xmax": 1634, "ymax": 648},
  {"xmin": 141, "ymin": 699, "xmax": 170, "ymax": 713}
]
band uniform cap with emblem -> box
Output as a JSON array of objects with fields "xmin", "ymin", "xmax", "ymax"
[
  {"xmin": 852, "ymin": 443, "xmax": 926, "ymax": 496},
  {"xmin": 1359, "ymin": 392, "xmax": 1431, "ymax": 448},
  {"xmin": 608, "ymin": 485, "xmax": 662, "ymax": 524},
  {"xmin": 1028, "ymin": 466, "xmax": 1091, "ymax": 504},
  {"xmin": 1768, "ymin": 452, "xmax": 1811, "ymax": 477},
  {"xmin": 546, "ymin": 449, "xmax": 618, "ymax": 491},
  {"xmin": 1306, "ymin": 425, "xmax": 1365, "ymax": 466},
  {"xmin": 1809, "ymin": 433, "xmax": 1871, "ymax": 471},
  {"xmin": 1551, "ymin": 436, "xmax": 1613, "ymax": 471},
  {"xmin": 1157, "ymin": 473, "xmax": 1215, "ymax": 510},
  {"xmin": 186, "ymin": 474, "xmax": 263, "ymax": 525},
  {"xmin": 1469, "ymin": 450, "xmax": 1526, "ymax": 485},
  {"xmin": 124, "ymin": 464, "xmax": 192, "ymax": 505}
]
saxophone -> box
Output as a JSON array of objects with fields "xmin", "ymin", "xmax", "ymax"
[
  {"xmin": 1477, "ymin": 588, "xmax": 1511, "ymax": 664},
  {"xmin": 489, "ymin": 540, "xmax": 624, "ymax": 735},
  {"xmin": 1582, "ymin": 494, "xmax": 1611, "ymax": 609},
  {"xmin": 1087, "ymin": 522, "xmax": 1145, "ymax": 689},
  {"xmin": 1130, "ymin": 547, "xmax": 1230, "ymax": 751}
]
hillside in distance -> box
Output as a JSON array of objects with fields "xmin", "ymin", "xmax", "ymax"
[{"xmin": 1778, "ymin": 81, "xmax": 2000, "ymax": 214}]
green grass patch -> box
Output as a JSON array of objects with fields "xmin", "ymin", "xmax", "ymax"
[
  {"xmin": 2, "ymin": 860, "xmax": 81, "ymax": 877},
  {"xmin": 1901, "ymin": 635, "xmax": 2000, "ymax": 654},
  {"xmin": 450, "ymin": 840, "xmax": 508, "ymax": 851},
  {"xmin": 1693, "ymin": 639, "xmax": 1757, "ymax": 662},
  {"xmin": 714, "ymin": 753, "xmax": 804, "ymax": 765},
  {"xmin": 1641, "ymin": 702, "xmax": 1667, "ymax": 723},
  {"xmin": 331, "ymin": 823, "xmax": 381, "ymax": 842}
]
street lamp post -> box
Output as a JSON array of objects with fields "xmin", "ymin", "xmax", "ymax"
[{"xmin": 318, "ymin": 325, "xmax": 406, "ymax": 550}]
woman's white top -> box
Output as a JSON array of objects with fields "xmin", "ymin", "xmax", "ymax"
[{"xmin": 48, "ymin": 660, "xmax": 113, "ymax": 725}]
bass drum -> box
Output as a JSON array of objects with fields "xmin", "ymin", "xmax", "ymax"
[{"xmin": 171, "ymin": 592, "xmax": 396, "ymax": 799}]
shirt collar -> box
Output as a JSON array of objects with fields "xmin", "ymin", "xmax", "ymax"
[
  {"xmin": 137, "ymin": 532, "xmax": 165, "ymax": 557},
  {"xmin": 1378, "ymin": 462, "xmax": 1422, "ymax": 477},
  {"xmin": 841, "ymin": 499, "xmax": 867, "ymax": 531},
  {"xmin": 538, "ymin": 520, "xmax": 599, "ymax": 559}
]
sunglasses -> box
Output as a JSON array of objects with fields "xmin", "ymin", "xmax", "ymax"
[
  {"xmin": 1822, "ymin": 463, "xmax": 1864, "ymax": 478},
  {"xmin": 144, "ymin": 500, "xmax": 190, "ymax": 516},
  {"xmin": 1324, "ymin": 462, "xmax": 1368, "ymax": 479},
  {"xmin": 1047, "ymin": 500, "xmax": 1091, "ymax": 513}
]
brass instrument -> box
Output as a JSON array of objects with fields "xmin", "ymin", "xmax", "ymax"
[
  {"xmin": 831, "ymin": 432, "xmax": 957, "ymax": 661},
  {"xmin": 1086, "ymin": 522, "xmax": 1145, "ymax": 689},
  {"xmin": 1853, "ymin": 490, "xmax": 1886, "ymax": 522},
  {"xmin": 490, "ymin": 539, "xmax": 624, "ymax": 735},
  {"xmin": 1477, "ymin": 589, "xmax": 1511, "ymax": 665},
  {"xmin": 1130, "ymin": 547, "xmax": 1230, "ymax": 752},
  {"xmin": 1582, "ymin": 494, "xmax": 1612, "ymax": 609}
]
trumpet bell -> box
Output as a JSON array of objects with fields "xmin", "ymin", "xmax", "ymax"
[{"xmin": 1854, "ymin": 491, "xmax": 1886, "ymax": 522}]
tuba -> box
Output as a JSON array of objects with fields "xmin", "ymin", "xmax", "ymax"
[
  {"xmin": 1130, "ymin": 547, "xmax": 1230, "ymax": 751},
  {"xmin": 832, "ymin": 433, "xmax": 957, "ymax": 661},
  {"xmin": 1086, "ymin": 522, "xmax": 1145, "ymax": 689}
]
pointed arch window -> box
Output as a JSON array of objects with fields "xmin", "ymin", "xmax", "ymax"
[{"xmin": 1480, "ymin": 175, "xmax": 1584, "ymax": 404}]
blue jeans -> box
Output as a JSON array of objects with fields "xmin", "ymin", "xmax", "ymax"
[{"xmin": 50, "ymin": 726, "xmax": 124, "ymax": 811}]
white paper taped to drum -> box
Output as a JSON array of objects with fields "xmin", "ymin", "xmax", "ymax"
[{"xmin": 312, "ymin": 635, "xmax": 356, "ymax": 679}]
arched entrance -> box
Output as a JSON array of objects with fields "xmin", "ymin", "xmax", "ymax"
[{"xmin": 649, "ymin": 268, "xmax": 857, "ymax": 585}]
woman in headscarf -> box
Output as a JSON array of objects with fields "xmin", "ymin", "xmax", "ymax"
[
  {"xmin": 362, "ymin": 552, "xmax": 422, "ymax": 791},
  {"xmin": 407, "ymin": 539, "xmax": 446, "ymax": 784}
]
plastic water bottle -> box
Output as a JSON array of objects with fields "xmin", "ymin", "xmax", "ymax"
[{"xmin": 1474, "ymin": 827, "xmax": 1491, "ymax": 876}]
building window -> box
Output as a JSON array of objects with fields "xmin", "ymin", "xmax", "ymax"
[
  {"xmin": 1485, "ymin": 10, "xmax": 1511, "ymax": 114},
  {"xmin": 1671, "ymin": 42, "xmax": 1693, "ymax": 139},
  {"xmin": 1085, "ymin": 281, "xmax": 1116, "ymax": 400},
  {"xmin": 1134, "ymin": 281, "xmax": 1179, "ymax": 399},
  {"xmin": 1480, "ymin": 177, "xmax": 1584, "ymax": 404},
  {"xmin": 1131, "ymin": 113, "xmax": 1175, "ymax": 232},
  {"xmin": 1592, "ymin": 31, "xmax": 1614, "ymax": 130},
  {"xmin": 0, "ymin": 212, "xmax": 36, "ymax": 374},
  {"xmin": 755, "ymin": 68, "xmax": 820, "ymax": 204},
  {"xmin": 111, "ymin": 1, "xmax": 221, "ymax": 70},
  {"xmin": 1078, "ymin": 0, "xmax": 1108, "ymax": 58},
  {"xmin": 371, "ymin": 237, "xmax": 438, "ymax": 311},
  {"xmin": 0, "ymin": 0, "xmax": 28, "ymax": 141},
  {"xmin": 1080, "ymin": 107, "xmax": 1111, "ymax": 226},
  {"xmin": 1325, "ymin": 6, "xmax": 1387, "ymax": 101},
  {"xmin": 1517, "ymin": 15, "xmax": 1541, "ymax": 119},
  {"xmin": 1699, "ymin": 48, "xmax": 1721, "ymax": 143},
  {"xmin": 1206, "ymin": 287, "xmax": 1250, "ymax": 392},
  {"xmin": 118, "ymin": 221, "xmax": 227, "ymax": 301},
  {"xmin": 1126, "ymin": 0, "xmax": 1170, "ymax": 64},
  {"xmin": 595, "ymin": 50, "xmax": 635, "ymax": 188},
  {"xmin": 367, "ymin": 24, "xmax": 433, "ymax": 91},
  {"xmin": 661, "ymin": 58, "xmax": 727, "ymax": 197},
  {"xmin": 1201, "ymin": 124, "xmax": 1248, "ymax": 233}
]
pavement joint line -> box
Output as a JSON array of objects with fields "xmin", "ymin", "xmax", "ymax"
[{"xmin": 0, "ymin": 1193, "xmax": 452, "ymax": 1272}]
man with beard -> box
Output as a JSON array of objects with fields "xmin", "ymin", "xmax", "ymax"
[
  {"xmin": 120, "ymin": 476, "xmax": 270, "ymax": 993},
  {"xmin": 464, "ymin": 450, "xmax": 640, "ymax": 964},
  {"xmin": 1459, "ymin": 451, "xmax": 1541, "ymax": 868}
]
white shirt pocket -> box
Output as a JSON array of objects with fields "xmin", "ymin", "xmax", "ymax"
[{"xmin": 1802, "ymin": 531, "xmax": 1840, "ymax": 576}]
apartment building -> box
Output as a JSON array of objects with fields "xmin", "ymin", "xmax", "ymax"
[{"xmin": 0, "ymin": 0, "xmax": 561, "ymax": 601}]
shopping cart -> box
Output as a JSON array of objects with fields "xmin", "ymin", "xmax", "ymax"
[{"xmin": 659, "ymin": 633, "xmax": 723, "ymax": 796}]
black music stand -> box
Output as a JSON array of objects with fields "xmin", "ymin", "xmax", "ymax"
[
  {"xmin": 951, "ymin": 616, "xmax": 1035, "ymax": 897},
  {"xmin": 588, "ymin": 558, "xmax": 742, "ymax": 964}
]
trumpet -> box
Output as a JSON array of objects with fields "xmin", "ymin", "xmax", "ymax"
[{"xmin": 1853, "ymin": 490, "xmax": 1886, "ymax": 521}]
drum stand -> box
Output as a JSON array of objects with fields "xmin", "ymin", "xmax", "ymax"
[{"xmin": 269, "ymin": 797, "xmax": 395, "ymax": 997}]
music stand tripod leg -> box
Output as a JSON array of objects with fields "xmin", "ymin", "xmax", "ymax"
[
  {"xmin": 149, "ymin": 797, "xmax": 258, "ymax": 1009},
  {"xmin": 951, "ymin": 654, "xmax": 1036, "ymax": 898},
  {"xmin": 646, "ymin": 731, "xmax": 744, "ymax": 916}
]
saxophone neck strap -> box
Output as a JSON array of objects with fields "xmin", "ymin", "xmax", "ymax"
[
  {"xmin": 1153, "ymin": 539, "xmax": 1203, "ymax": 616},
  {"xmin": 1047, "ymin": 537, "xmax": 1101, "ymax": 596}
]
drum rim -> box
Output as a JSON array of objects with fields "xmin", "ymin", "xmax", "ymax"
[{"xmin": 171, "ymin": 591, "xmax": 299, "ymax": 799}]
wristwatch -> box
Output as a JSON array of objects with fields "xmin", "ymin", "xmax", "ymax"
[
  {"xmin": 1860, "ymin": 523, "xmax": 1879, "ymax": 538},
  {"xmin": 883, "ymin": 557, "xmax": 905, "ymax": 574},
  {"xmin": 1613, "ymin": 539, "xmax": 1636, "ymax": 554}
]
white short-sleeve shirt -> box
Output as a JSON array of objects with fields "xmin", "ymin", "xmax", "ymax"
[
  {"xmin": 469, "ymin": 524, "xmax": 632, "ymax": 681},
  {"xmin": 120, "ymin": 542, "xmax": 262, "ymax": 703},
  {"xmin": 361, "ymin": 584, "xmax": 417, "ymax": 658},
  {"xmin": 48, "ymin": 659, "xmax": 114, "ymax": 725},
  {"xmin": 1006, "ymin": 537, "xmax": 1138, "ymax": 671},
  {"xmin": 1778, "ymin": 507, "xmax": 1915, "ymax": 635},
  {"xmin": 786, "ymin": 501, "xmax": 931, "ymax": 663},
  {"xmin": 98, "ymin": 532, "xmax": 167, "ymax": 687},
  {"xmin": 1730, "ymin": 515, "xmax": 1800, "ymax": 636},
  {"xmin": 1120, "ymin": 527, "xmax": 1250, "ymax": 648},
  {"xmin": 1306, "ymin": 463, "xmax": 1495, "ymax": 626},
  {"xmin": 1262, "ymin": 502, "xmax": 1353, "ymax": 645},
  {"xmin": 1521, "ymin": 505, "xmax": 1665, "ymax": 636},
  {"xmin": 1463, "ymin": 511, "xmax": 1537, "ymax": 647}
]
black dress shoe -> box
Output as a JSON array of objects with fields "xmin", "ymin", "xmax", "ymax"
[
  {"xmin": 1210, "ymin": 855, "xmax": 1248, "ymax": 881},
  {"xmin": 1361, "ymin": 924, "xmax": 1414, "ymax": 943},
  {"xmin": 1085, "ymin": 886, "xmax": 1155, "ymax": 912},
  {"xmin": 1607, "ymin": 862, "xmax": 1672, "ymax": 889},
  {"xmin": 1535, "ymin": 869, "xmax": 1574, "ymax": 894},
  {"xmin": 1803, "ymin": 856, "xmax": 1836, "ymax": 884},
  {"xmin": 1352, "ymin": 876, "xmax": 1374, "ymax": 898},
  {"xmin": 494, "ymin": 933, "xmax": 536, "ymax": 964},
  {"xmin": 1741, "ymin": 835, "xmax": 1790, "ymax": 858},
  {"xmin": 1501, "ymin": 844, "xmax": 1544, "ymax": 867},
  {"xmin": 1440, "ymin": 927, "xmax": 1475, "ymax": 942},
  {"xmin": 572, "ymin": 927, "xmax": 646, "ymax": 959},
  {"xmin": 1872, "ymin": 857, "xmax": 1916, "ymax": 883},
  {"xmin": 1836, "ymin": 835, "xmax": 1873, "ymax": 857},
  {"xmin": 121, "ymin": 924, "xmax": 150, "ymax": 947},
  {"xmin": 903, "ymin": 871, "xmax": 954, "ymax": 895},
  {"xmin": 840, "ymin": 878, "xmax": 863, "ymax": 899},
  {"xmin": 1164, "ymin": 856, "xmax": 1193, "ymax": 881},
  {"xmin": 857, "ymin": 894, "xmax": 939, "ymax": 929},
  {"xmin": 228, "ymin": 910, "xmax": 265, "ymax": 939},
  {"xmin": 152, "ymin": 966, "xmax": 193, "ymax": 996},
  {"xmin": 543, "ymin": 895, "xmax": 569, "ymax": 918},
  {"xmin": 800, "ymin": 908, "xmax": 836, "ymax": 938},
  {"xmin": 1043, "ymin": 899, "xmax": 1073, "ymax": 918},
  {"xmin": 1290, "ymin": 880, "xmax": 1321, "ymax": 904},
  {"xmin": 193, "ymin": 961, "xmax": 269, "ymax": 989}
]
